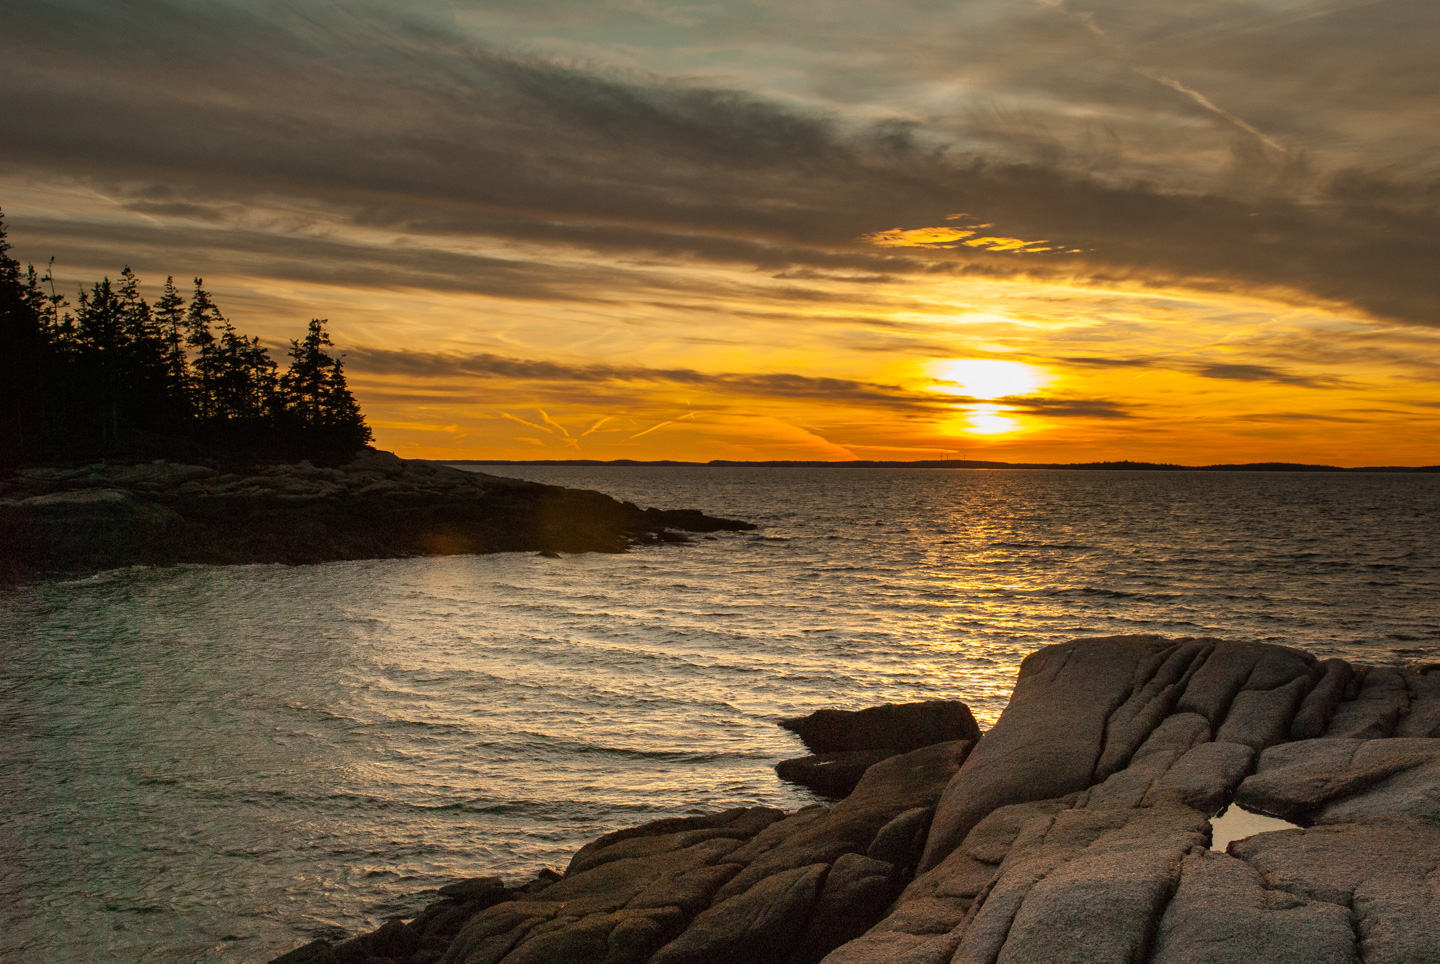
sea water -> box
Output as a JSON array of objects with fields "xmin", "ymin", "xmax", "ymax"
[{"xmin": 2, "ymin": 468, "xmax": 1437, "ymax": 962}]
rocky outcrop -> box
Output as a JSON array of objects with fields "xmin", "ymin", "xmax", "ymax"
[
  {"xmin": 776, "ymin": 700, "xmax": 980, "ymax": 798},
  {"xmin": 0, "ymin": 451, "xmax": 755, "ymax": 580},
  {"xmin": 831, "ymin": 636, "xmax": 1440, "ymax": 964},
  {"xmin": 269, "ymin": 637, "xmax": 1440, "ymax": 964}
]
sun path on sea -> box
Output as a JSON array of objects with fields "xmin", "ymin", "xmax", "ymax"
[{"xmin": 271, "ymin": 635, "xmax": 1440, "ymax": 964}]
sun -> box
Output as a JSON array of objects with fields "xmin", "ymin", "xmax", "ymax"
[
  {"xmin": 966, "ymin": 408, "xmax": 1022, "ymax": 434},
  {"xmin": 930, "ymin": 359, "xmax": 1051, "ymax": 400}
]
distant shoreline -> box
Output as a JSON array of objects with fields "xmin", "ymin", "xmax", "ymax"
[{"xmin": 443, "ymin": 458, "xmax": 1440, "ymax": 473}]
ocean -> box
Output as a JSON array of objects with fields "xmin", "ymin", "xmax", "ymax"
[{"xmin": 3, "ymin": 467, "xmax": 1437, "ymax": 962}]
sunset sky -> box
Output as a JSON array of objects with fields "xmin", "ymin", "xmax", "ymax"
[{"xmin": 3, "ymin": 0, "xmax": 1438, "ymax": 464}]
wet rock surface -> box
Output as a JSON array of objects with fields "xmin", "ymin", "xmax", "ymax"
[
  {"xmin": 0, "ymin": 450, "xmax": 755, "ymax": 580},
  {"xmin": 267, "ymin": 638, "xmax": 1440, "ymax": 964}
]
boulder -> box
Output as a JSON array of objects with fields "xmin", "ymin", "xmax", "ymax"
[
  {"xmin": 1396, "ymin": 669, "xmax": 1440, "ymax": 737},
  {"xmin": 566, "ymin": 807, "xmax": 783, "ymax": 876},
  {"xmin": 794, "ymin": 853, "xmax": 902, "ymax": 964},
  {"xmin": 780, "ymin": 701, "xmax": 980, "ymax": 756},
  {"xmin": 956, "ymin": 804, "xmax": 1209, "ymax": 964},
  {"xmin": 865, "ymin": 807, "xmax": 933, "ymax": 870},
  {"xmin": 921, "ymin": 635, "xmax": 1183, "ymax": 869},
  {"xmin": 720, "ymin": 741, "xmax": 971, "ymax": 901},
  {"xmin": 267, "ymin": 639, "xmax": 1440, "ymax": 964},
  {"xmin": 1235, "ymin": 738, "xmax": 1440, "ymax": 824},
  {"xmin": 1325, "ymin": 668, "xmax": 1409, "ymax": 738}
]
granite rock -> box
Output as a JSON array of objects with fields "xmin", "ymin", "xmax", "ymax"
[{"xmin": 780, "ymin": 700, "xmax": 981, "ymax": 756}]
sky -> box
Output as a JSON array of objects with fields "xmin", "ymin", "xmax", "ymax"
[{"xmin": 3, "ymin": 0, "xmax": 1438, "ymax": 464}]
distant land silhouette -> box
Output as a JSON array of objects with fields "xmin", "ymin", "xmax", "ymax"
[{"xmin": 446, "ymin": 458, "xmax": 1440, "ymax": 472}]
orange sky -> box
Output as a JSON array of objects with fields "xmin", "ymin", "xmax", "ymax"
[{"xmin": 4, "ymin": 0, "xmax": 1438, "ymax": 465}]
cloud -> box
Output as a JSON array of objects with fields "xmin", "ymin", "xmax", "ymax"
[
  {"xmin": 1057, "ymin": 355, "xmax": 1344, "ymax": 388},
  {"xmin": 1191, "ymin": 362, "xmax": 1343, "ymax": 389},
  {"xmin": 3, "ymin": 0, "xmax": 1439, "ymax": 331}
]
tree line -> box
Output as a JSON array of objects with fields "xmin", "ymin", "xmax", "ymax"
[{"xmin": 0, "ymin": 210, "xmax": 372, "ymax": 469}]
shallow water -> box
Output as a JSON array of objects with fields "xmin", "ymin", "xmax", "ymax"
[
  {"xmin": 1208, "ymin": 804, "xmax": 1303, "ymax": 851},
  {"xmin": 3, "ymin": 468, "xmax": 1437, "ymax": 961}
]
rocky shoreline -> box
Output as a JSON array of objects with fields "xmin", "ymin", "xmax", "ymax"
[
  {"xmin": 0, "ymin": 450, "xmax": 756, "ymax": 581},
  {"xmin": 269, "ymin": 635, "xmax": 1440, "ymax": 964}
]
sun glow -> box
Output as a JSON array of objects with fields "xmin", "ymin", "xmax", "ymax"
[
  {"xmin": 966, "ymin": 406, "xmax": 1022, "ymax": 435},
  {"xmin": 931, "ymin": 359, "xmax": 1051, "ymax": 400}
]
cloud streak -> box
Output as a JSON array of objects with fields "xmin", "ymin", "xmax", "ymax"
[{"xmin": 346, "ymin": 346, "xmax": 1133, "ymax": 419}]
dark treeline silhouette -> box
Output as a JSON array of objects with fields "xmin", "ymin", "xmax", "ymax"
[{"xmin": 0, "ymin": 211, "xmax": 371, "ymax": 469}]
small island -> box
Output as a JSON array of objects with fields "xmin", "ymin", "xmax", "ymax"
[{"xmin": 0, "ymin": 215, "xmax": 753, "ymax": 582}]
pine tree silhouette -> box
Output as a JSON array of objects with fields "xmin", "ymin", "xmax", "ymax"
[{"xmin": 0, "ymin": 216, "xmax": 374, "ymax": 467}]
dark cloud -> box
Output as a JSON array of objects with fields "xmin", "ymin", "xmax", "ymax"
[
  {"xmin": 1234, "ymin": 412, "xmax": 1367, "ymax": 423},
  {"xmin": 1055, "ymin": 355, "xmax": 1343, "ymax": 389},
  {"xmin": 998, "ymin": 396, "xmax": 1133, "ymax": 419},
  {"xmin": 1191, "ymin": 363, "xmax": 1343, "ymax": 389},
  {"xmin": 2, "ymin": 0, "xmax": 1439, "ymax": 331}
]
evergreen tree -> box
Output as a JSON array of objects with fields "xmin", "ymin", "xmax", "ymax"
[
  {"xmin": 282, "ymin": 319, "xmax": 371, "ymax": 448},
  {"xmin": 71, "ymin": 277, "xmax": 133, "ymax": 451},
  {"xmin": 281, "ymin": 318, "xmax": 335, "ymax": 426},
  {"xmin": 0, "ymin": 210, "xmax": 46, "ymax": 467},
  {"xmin": 0, "ymin": 217, "xmax": 373, "ymax": 465},
  {"xmin": 185, "ymin": 279, "xmax": 224, "ymax": 421},
  {"xmin": 154, "ymin": 276, "xmax": 191, "ymax": 415},
  {"xmin": 320, "ymin": 355, "xmax": 372, "ymax": 448},
  {"xmin": 212, "ymin": 320, "xmax": 279, "ymax": 421}
]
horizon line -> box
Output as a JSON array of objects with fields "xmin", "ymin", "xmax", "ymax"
[{"xmin": 434, "ymin": 457, "xmax": 1440, "ymax": 473}]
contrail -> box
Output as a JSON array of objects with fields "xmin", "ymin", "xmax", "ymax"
[
  {"xmin": 1133, "ymin": 68, "xmax": 1287, "ymax": 154},
  {"xmin": 624, "ymin": 412, "xmax": 696, "ymax": 442},
  {"xmin": 536, "ymin": 409, "xmax": 572, "ymax": 439},
  {"xmin": 579, "ymin": 416, "xmax": 613, "ymax": 438},
  {"xmin": 624, "ymin": 420, "xmax": 674, "ymax": 442},
  {"xmin": 1045, "ymin": 0, "xmax": 1288, "ymax": 154}
]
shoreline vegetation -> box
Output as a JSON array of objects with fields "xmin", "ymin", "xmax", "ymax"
[
  {"xmin": 0, "ymin": 211, "xmax": 372, "ymax": 472},
  {"xmin": 0, "ymin": 211, "xmax": 755, "ymax": 582},
  {"xmin": 269, "ymin": 635, "xmax": 1440, "ymax": 964},
  {"xmin": 446, "ymin": 458, "xmax": 1440, "ymax": 472}
]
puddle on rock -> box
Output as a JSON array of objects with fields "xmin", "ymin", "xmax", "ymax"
[{"xmin": 1209, "ymin": 804, "xmax": 1303, "ymax": 851}]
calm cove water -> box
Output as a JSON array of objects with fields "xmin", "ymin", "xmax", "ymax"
[{"xmin": 3, "ymin": 467, "xmax": 1438, "ymax": 962}]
